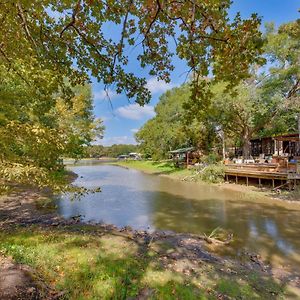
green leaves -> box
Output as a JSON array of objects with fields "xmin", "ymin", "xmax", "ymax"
[
  {"xmin": 0, "ymin": 74, "xmax": 103, "ymax": 191},
  {"xmin": 0, "ymin": 0, "xmax": 264, "ymax": 104}
]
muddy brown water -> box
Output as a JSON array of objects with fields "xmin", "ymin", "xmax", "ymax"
[{"xmin": 56, "ymin": 163, "xmax": 300, "ymax": 272}]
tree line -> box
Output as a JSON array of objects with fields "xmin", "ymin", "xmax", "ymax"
[{"xmin": 85, "ymin": 144, "xmax": 139, "ymax": 158}]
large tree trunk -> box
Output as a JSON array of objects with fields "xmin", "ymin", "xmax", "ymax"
[{"xmin": 241, "ymin": 129, "xmax": 252, "ymax": 159}]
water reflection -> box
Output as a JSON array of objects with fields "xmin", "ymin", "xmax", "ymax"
[{"xmin": 56, "ymin": 164, "xmax": 300, "ymax": 270}]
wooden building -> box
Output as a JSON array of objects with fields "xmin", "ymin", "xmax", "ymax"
[
  {"xmin": 273, "ymin": 133, "xmax": 300, "ymax": 157},
  {"xmin": 169, "ymin": 147, "xmax": 196, "ymax": 166},
  {"xmin": 249, "ymin": 133, "xmax": 300, "ymax": 158},
  {"xmin": 225, "ymin": 133, "xmax": 300, "ymax": 189}
]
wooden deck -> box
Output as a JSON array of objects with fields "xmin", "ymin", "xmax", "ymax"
[{"xmin": 225, "ymin": 163, "xmax": 300, "ymax": 188}]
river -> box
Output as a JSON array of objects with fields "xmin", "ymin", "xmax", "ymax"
[{"xmin": 56, "ymin": 163, "xmax": 300, "ymax": 272}]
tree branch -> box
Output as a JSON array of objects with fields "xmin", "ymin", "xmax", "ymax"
[
  {"xmin": 60, "ymin": 0, "xmax": 81, "ymax": 38},
  {"xmin": 16, "ymin": 2, "xmax": 39, "ymax": 50}
]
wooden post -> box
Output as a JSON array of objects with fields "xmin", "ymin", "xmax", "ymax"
[
  {"xmin": 259, "ymin": 178, "xmax": 261, "ymax": 187},
  {"xmin": 186, "ymin": 151, "xmax": 189, "ymax": 168},
  {"xmin": 236, "ymin": 175, "xmax": 238, "ymax": 184},
  {"xmin": 246, "ymin": 177, "xmax": 249, "ymax": 186},
  {"xmin": 298, "ymin": 113, "xmax": 300, "ymax": 142},
  {"xmin": 272, "ymin": 179, "xmax": 275, "ymax": 188}
]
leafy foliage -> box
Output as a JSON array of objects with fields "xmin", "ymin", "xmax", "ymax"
[
  {"xmin": 199, "ymin": 164, "xmax": 225, "ymax": 183},
  {"xmin": 0, "ymin": 69, "xmax": 103, "ymax": 191},
  {"xmin": 136, "ymin": 86, "xmax": 189, "ymax": 159},
  {"xmin": 0, "ymin": 0, "xmax": 266, "ymax": 189},
  {"xmin": 182, "ymin": 20, "xmax": 300, "ymax": 157},
  {"xmin": 136, "ymin": 85, "xmax": 218, "ymax": 159},
  {"xmin": 0, "ymin": 0, "xmax": 264, "ymax": 105},
  {"xmin": 137, "ymin": 20, "xmax": 300, "ymax": 159}
]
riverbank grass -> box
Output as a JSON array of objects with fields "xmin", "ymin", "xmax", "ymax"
[
  {"xmin": 112, "ymin": 160, "xmax": 192, "ymax": 178},
  {"xmin": 113, "ymin": 160, "xmax": 226, "ymax": 184},
  {"xmin": 0, "ymin": 225, "xmax": 286, "ymax": 299}
]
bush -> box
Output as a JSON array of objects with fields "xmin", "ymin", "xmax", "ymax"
[
  {"xmin": 201, "ymin": 153, "xmax": 221, "ymax": 164},
  {"xmin": 200, "ymin": 163, "xmax": 225, "ymax": 183}
]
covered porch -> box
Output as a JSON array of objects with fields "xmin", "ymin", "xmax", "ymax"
[{"xmin": 169, "ymin": 147, "xmax": 195, "ymax": 167}]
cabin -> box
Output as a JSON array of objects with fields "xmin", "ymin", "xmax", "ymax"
[
  {"xmin": 169, "ymin": 147, "xmax": 195, "ymax": 166},
  {"xmin": 273, "ymin": 133, "xmax": 300, "ymax": 157},
  {"xmin": 250, "ymin": 133, "xmax": 300, "ymax": 158},
  {"xmin": 118, "ymin": 153, "xmax": 141, "ymax": 160},
  {"xmin": 225, "ymin": 133, "xmax": 300, "ymax": 189}
]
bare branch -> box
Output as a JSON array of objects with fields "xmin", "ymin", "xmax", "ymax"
[
  {"xmin": 110, "ymin": 0, "xmax": 133, "ymax": 77},
  {"xmin": 142, "ymin": 0, "xmax": 162, "ymax": 43},
  {"xmin": 71, "ymin": 25, "xmax": 110, "ymax": 64}
]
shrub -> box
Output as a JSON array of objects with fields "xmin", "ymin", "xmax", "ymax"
[{"xmin": 200, "ymin": 163, "xmax": 225, "ymax": 183}]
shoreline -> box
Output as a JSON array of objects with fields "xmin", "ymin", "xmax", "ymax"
[{"xmin": 111, "ymin": 160, "xmax": 300, "ymax": 204}]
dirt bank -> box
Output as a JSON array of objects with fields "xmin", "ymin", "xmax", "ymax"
[{"xmin": 0, "ymin": 255, "xmax": 61, "ymax": 300}]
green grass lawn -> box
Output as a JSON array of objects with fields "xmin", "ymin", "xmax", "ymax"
[
  {"xmin": 0, "ymin": 225, "xmax": 287, "ymax": 300},
  {"xmin": 112, "ymin": 160, "xmax": 192, "ymax": 178}
]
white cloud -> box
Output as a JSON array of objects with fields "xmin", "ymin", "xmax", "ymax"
[
  {"xmin": 94, "ymin": 89, "xmax": 118, "ymax": 101},
  {"xmin": 146, "ymin": 77, "xmax": 175, "ymax": 94},
  {"xmin": 116, "ymin": 104, "xmax": 155, "ymax": 120},
  {"xmin": 130, "ymin": 128, "xmax": 139, "ymax": 133},
  {"xmin": 99, "ymin": 136, "xmax": 137, "ymax": 146}
]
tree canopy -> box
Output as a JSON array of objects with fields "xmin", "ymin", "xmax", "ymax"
[
  {"xmin": 85, "ymin": 144, "xmax": 139, "ymax": 158},
  {"xmin": 136, "ymin": 84, "xmax": 220, "ymax": 159},
  {"xmin": 137, "ymin": 20, "xmax": 300, "ymax": 159},
  {"xmin": 0, "ymin": 0, "xmax": 264, "ymax": 104}
]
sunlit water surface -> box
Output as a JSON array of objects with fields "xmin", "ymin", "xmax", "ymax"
[{"xmin": 56, "ymin": 163, "xmax": 300, "ymax": 272}]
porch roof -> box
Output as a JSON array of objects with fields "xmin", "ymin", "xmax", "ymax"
[{"xmin": 169, "ymin": 147, "xmax": 195, "ymax": 154}]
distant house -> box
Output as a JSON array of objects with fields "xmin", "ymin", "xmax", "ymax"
[{"xmin": 117, "ymin": 153, "xmax": 141, "ymax": 160}]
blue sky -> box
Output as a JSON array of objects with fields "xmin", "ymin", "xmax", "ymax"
[{"xmin": 92, "ymin": 0, "xmax": 299, "ymax": 146}]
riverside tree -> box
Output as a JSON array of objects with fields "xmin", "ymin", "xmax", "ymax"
[
  {"xmin": 136, "ymin": 85, "xmax": 217, "ymax": 159},
  {"xmin": 182, "ymin": 20, "xmax": 300, "ymax": 158},
  {"xmin": 137, "ymin": 20, "xmax": 300, "ymax": 159},
  {"xmin": 216, "ymin": 20, "xmax": 300, "ymax": 157},
  {"xmin": 0, "ymin": 69, "xmax": 104, "ymax": 190}
]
